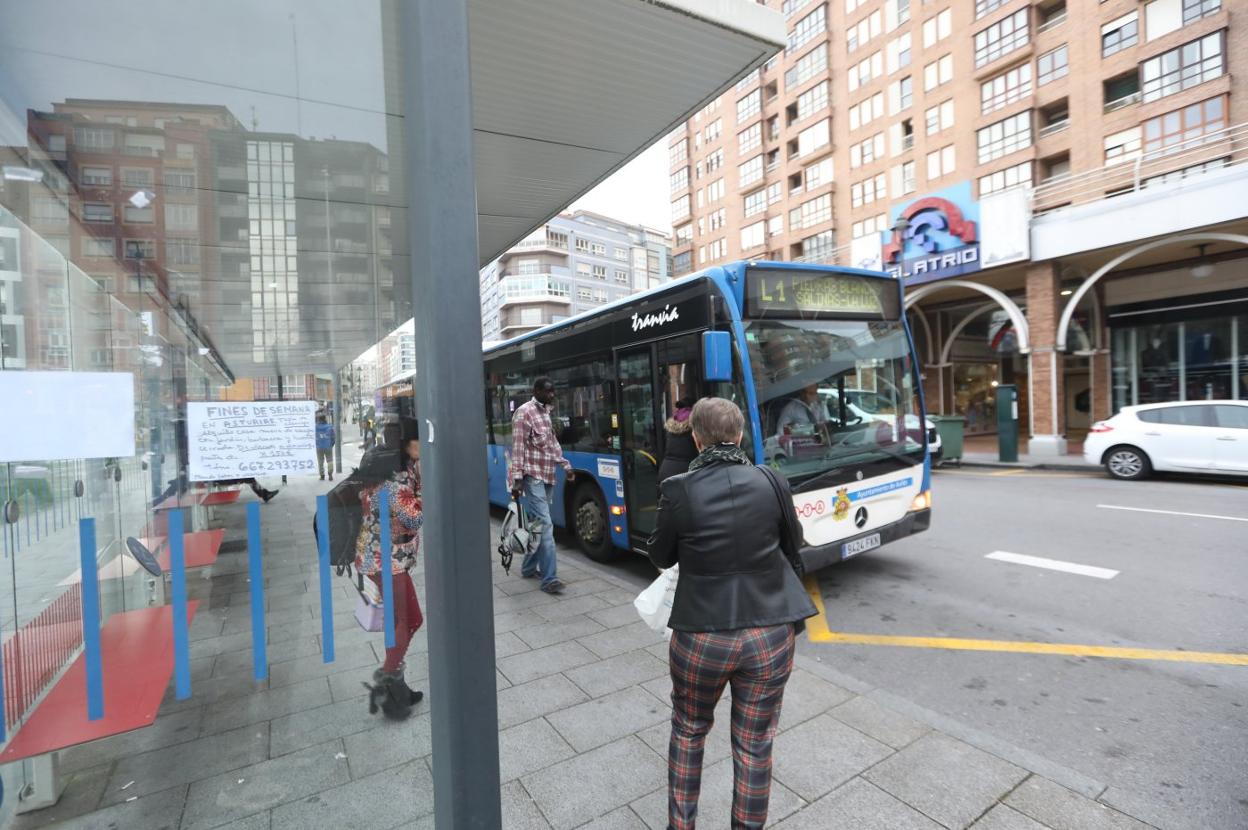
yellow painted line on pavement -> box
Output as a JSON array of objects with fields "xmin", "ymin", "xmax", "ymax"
[{"xmin": 803, "ymin": 578, "xmax": 1248, "ymax": 667}]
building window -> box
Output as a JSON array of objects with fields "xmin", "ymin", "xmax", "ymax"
[
  {"xmin": 737, "ymin": 91, "xmax": 762, "ymax": 124},
  {"xmin": 925, "ymin": 99, "xmax": 955, "ymax": 135},
  {"xmin": 1142, "ymin": 96, "xmax": 1226, "ymax": 154},
  {"xmin": 669, "ymin": 139, "xmax": 688, "ymax": 167},
  {"xmin": 788, "ymin": 4, "xmax": 827, "ymax": 53},
  {"xmin": 675, "ymin": 223, "xmax": 693, "ymax": 246},
  {"xmin": 614, "ymin": 269, "xmax": 629, "ymax": 284},
  {"xmin": 167, "ymin": 238, "xmax": 200, "ymax": 266},
  {"xmin": 849, "ymin": 93, "xmax": 885, "ymax": 131},
  {"xmin": 164, "ymin": 168, "xmax": 196, "ymax": 194},
  {"xmin": 981, "ymin": 64, "xmax": 1033, "ymax": 115},
  {"xmin": 671, "ymin": 195, "xmax": 691, "ymax": 223},
  {"xmin": 804, "ymin": 157, "xmax": 834, "ymax": 189},
  {"xmin": 577, "ymin": 286, "xmax": 593, "ymax": 301},
  {"xmin": 738, "ymin": 124, "xmax": 762, "ymax": 155},
  {"xmin": 797, "ymin": 119, "xmax": 831, "ymax": 156},
  {"xmin": 591, "ymin": 243, "xmax": 606, "ymax": 257},
  {"xmin": 704, "ymin": 119, "xmax": 722, "ymax": 142},
  {"xmin": 801, "ymin": 230, "xmax": 837, "ymax": 262},
  {"xmin": 923, "ymin": 54, "xmax": 953, "ymax": 92},
  {"xmin": 785, "ymin": 44, "xmax": 828, "ymax": 89},
  {"xmin": 575, "ymin": 237, "xmax": 590, "ymax": 253},
  {"xmin": 81, "ymin": 166, "xmax": 112, "ymax": 186},
  {"xmin": 1183, "ymin": 0, "xmax": 1220, "ymax": 24},
  {"xmin": 164, "ymin": 203, "xmax": 198, "ymax": 231},
  {"xmin": 121, "ymin": 167, "xmax": 154, "ymax": 188},
  {"xmin": 922, "ymin": 8, "xmax": 951, "ymax": 48},
  {"xmin": 31, "ymin": 197, "xmax": 69, "ymax": 227},
  {"xmin": 670, "ymin": 167, "xmax": 689, "ymax": 194},
  {"xmin": 123, "ymin": 204, "xmax": 154, "ymax": 223},
  {"xmin": 614, "ymin": 247, "xmax": 629, "ymax": 261},
  {"xmin": 974, "ymin": 9, "xmax": 1029, "ymax": 68},
  {"xmin": 847, "ymin": 10, "xmax": 883, "ymax": 52},
  {"xmin": 576, "ymin": 262, "xmax": 592, "ymax": 278},
  {"xmin": 1037, "ymin": 45, "xmax": 1068, "ymax": 85},
  {"xmin": 1141, "ymin": 33, "xmax": 1225, "ymax": 103},
  {"xmin": 673, "ymin": 251, "xmax": 692, "ymax": 275},
  {"xmin": 897, "ymin": 76, "xmax": 913, "ymax": 111},
  {"xmin": 707, "ymin": 178, "xmax": 725, "ymax": 202},
  {"xmin": 74, "ymin": 127, "xmax": 115, "ymax": 149},
  {"xmin": 709, "ymin": 208, "xmax": 727, "ymax": 231},
  {"xmin": 709, "ymin": 238, "xmax": 727, "ymax": 260},
  {"xmin": 739, "ymin": 155, "xmax": 764, "ymax": 188},
  {"xmin": 796, "ymin": 81, "xmax": 830, "ymax": 120},
  {"xmin": 977, "ymin": 111, "xmax": 1033, "ymax": 164},
  {"xmin": 978, "ymin": 161, "xmax": 1033, "ymax": 196},
  {"xmin": 926, "ymin": 145, "xmax": 956, "ymax": 180},
  {"xmin": 744, "ymin": 188, "xmax": 767, "ymax": 217},
  {"xmin": 1104, "ymin": 127, "xmax": 1142, "ymax": 164},
  {"xmin": 767, "ymin": 182, "xmax": 783, "ymax": 204},
  {"xmin": 741, "ymin": 221, "xmax": 766, "ymax": 250},
  {"xmin": 124, "ymin": 239, "xmax": 156, "ymax": 259},
  {"xmin": 82, "ymin": 237, "xmax": 115, "ymax": 258},
  {"xmin": 850, "ymin": 133, "xmax": 885, "ymax": 169},
  {"xmin": 1101, "ymin": 12, "xmax": 1138, "ymax": 58},
  {"xmin": 899, "ymin": 160, "xmax": 916, "ymax": 194},
  {"xmin": 592, "ymin": 265, "xmax": 607, "ymax": 280},
  {"xmin": 850, "ymin": 173, "xmax": 887, "ymax": 208},
  {"xmin": 975, "ymin": 0, "xmax": 1009, "ymax": 19},
  {"xmin": 789, "ymin": 193, "xmax": 832, "ymax": 231},
  {"xmin": 851, "ymin": 213, "xmax": 889, "ymax": 239},
  {"xmin": 848, "ymin": 52, "xmax": 882, "ymax": 92}
]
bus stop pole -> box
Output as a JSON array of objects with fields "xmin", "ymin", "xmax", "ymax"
[{"xmin": 400, "ymin": 1, "xmax": 502, "ymax": 827}]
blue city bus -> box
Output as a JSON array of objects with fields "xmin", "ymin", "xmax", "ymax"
[{"xmin": 484, "ymin": 260, "xmax": 932, "ymax": 571}]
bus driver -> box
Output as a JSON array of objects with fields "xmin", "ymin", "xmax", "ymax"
[{"xmin": 775, "ymin": 383, "xmax": 831, "ymax": 438}]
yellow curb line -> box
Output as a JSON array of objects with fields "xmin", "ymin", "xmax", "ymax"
[{"xmin": 803, "ymin": 578, "xmax": 1248, "ymax": 667}]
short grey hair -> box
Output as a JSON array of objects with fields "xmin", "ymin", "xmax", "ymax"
[{"xmin": 691, "ymin": 397, "xmax": 745, "ymax": 446}]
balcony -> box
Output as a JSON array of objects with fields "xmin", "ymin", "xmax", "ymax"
[
  {"xmin": 1031, "ymin": 121, "xmax": 1248, "ymax": 259},
  {"xmin": 1038, "ymin": 119, "xmax": 1069, "ymax": 138},
  {"xmin": 1103, "ymin": 92, "xmax": 1140, "ymax": 114}
]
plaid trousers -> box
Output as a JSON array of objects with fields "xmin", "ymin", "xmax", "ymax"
[{"xmin": 667, "ymin": 623, "xmax": 796, "ymax": 830}]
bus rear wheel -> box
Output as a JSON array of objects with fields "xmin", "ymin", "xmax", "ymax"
[{"xmin": 572, "ymin": 483, "xmax": 618, "ymax": 563}]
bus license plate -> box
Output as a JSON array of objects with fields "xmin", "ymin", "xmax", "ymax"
[{"xmin": 842, "ymin": 533, "xmax": 881, "ymax": 559}]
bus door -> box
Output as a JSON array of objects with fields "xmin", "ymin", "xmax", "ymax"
[{"xmin": 617, "ymin": 347, "xmax": 661, "ymax": 540}]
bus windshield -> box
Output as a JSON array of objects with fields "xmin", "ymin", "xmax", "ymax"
[{"xmin": 746, "ymin": 318, "xmax": 924, "ymax": 492}]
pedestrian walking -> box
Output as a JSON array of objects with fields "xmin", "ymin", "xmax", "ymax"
[
  {"xmin": 648, "ymin": 397, "xmax": 816, "ymax": 830},
  {"xmin": 356, "ymin": 418, "xmax": 425, "ymax": 720},
  {"xmin": 657, "ymin": 397, "xmax": 698, "ymax": 485},
  {"xmin": 509, "ymin": 376, "xmax": 576, "ymax": 595},
  {"xmin": 316, "ymin": 413, "xmax": 336, "ymax": 481}
]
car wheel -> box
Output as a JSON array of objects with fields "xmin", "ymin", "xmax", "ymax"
[
  {"xmin": 571, "ymin": 483, "xmax": 620, "ymax": 563},
  {"xmin": 1105, "ymin": 446, "xmax": 1151, "ymax": 481}
]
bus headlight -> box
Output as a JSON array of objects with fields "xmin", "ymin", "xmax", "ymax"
[{"xmin": 909, "ymin": 491, "xmax": 931, "ymax": 512}]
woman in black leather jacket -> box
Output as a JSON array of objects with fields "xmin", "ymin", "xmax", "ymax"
[{"xmin": 648, "ymin": 397, "xmax": 816, "ymax": 830}]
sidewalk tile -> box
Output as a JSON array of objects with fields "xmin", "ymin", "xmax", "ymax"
[
  {"xmin": 495, "ymin": 631, "xmax": 532, "ymax": 658},
  {"xmin": 971, "ymin": 805, "xmax": 1049, "ymax": 830},
  {"xmin": 500, "ymin": 718, "xmax": 577, "ymax": 782},
  {"xmin": 564, "ymin": 649, "xmax": 669, "ymax": 698},
  {"xmin": 60, "ymin": 706, "xmax": 205, "ymax": 776},
  {"xmin": 547, "ymin": 686, "xmax": 669, "ymax": 753},
  {"xmin": 270, "ymin": 758, "xmax": 434, "ymax": 830},
  {"xmin": 630, "ymin": 756, "xmax": 805, "ymax": 830},
  {"xmin": 498, "ymin": 640, "xmax": 600, "ymax": 686},
  {"xmin": 531, "ymin": 594, "xmax": 611, "ymax": 622},
  {"xmin": 593, "ymin": 588, "xmax": 640, "ymax": 607},
  {"xmin": 160, "ymin": 667, "xmax": 266, "ymax": 714},
  {"xmin": 498, "ymin": 670, "xmax": 512, "ymax": 691},
  {"xmin": 578, "ymin": 622, "xmax": 664, "ymax": 660},
  {"xmin": 558, "ymin": 578, "xmax": 619, "ymax": 599},
  {"xmin": 493, "ymin": 589, "xmax": 559, "ymax": 615},
  {"xmin": 864, "ymin": 733, "xmax": 1027, "ymax": 830},
  {"xmin": 181, "ymin": 740, "xmax": 350, "ymax": 830},
  {"xmin": 189, "ymin": 630, "xmax": 271, "ymax": 660},
  {"xmin": 771, "ymin": 779, "xmax": 942, "ymax": 830},
  {"xmin": 11, "ymin": 764, "xmax": 110, "ymax": 828},
  {"xmin": 208, "ymin": 812, "xmax": 272, "ymax": 830},
  {"xmin": 267, "ymin": 645, "xmax": 377, "ymax": 689},
  {"xmin": 644, "ymin": 642, "xmax": 671, "ymax": 662},
  {"xmin": 501, "ymin": 780, "xmax": 554, "ymax": 830},
  {"xmin": 497, "ymin": 673, "xmax": 590, "ymax": 730},
  {"xmin": 777, "ymin": 668, "xmax": 855, "ymax": 731},
  {"xmin": 829, "ymin": 695, "xmax": 931, "ymax": 750},
  {"xmin": 576, "ymin": 806, "xmax": 648, "ymax": 829},
  {"xmin": 639, "ymin": 676, "xmax": 673, "ymax": 709},
  {"xmin": 772, "ymin": 713, "xmax": 894, "ymax": 801},
  {"xmin": 326, "ymin": 666, "xmax": 376, "ymax": 703},
  {"xmin": 494, "ymin": 608, "xmax": 551, "ymax": 635},
  {"xmin": 28, "ymin": 784, "xmax": 188, "ymax": 830},
  {"xmin": 498, "ymin": 579, "xmax": 545, "ymax": 597},
  {"xmin": 522, "ymin": 737, "xmax": 666, "ymax": 830},
  {"xmin": 102, "ymin": 723, "xmax": 270, "ymax": 804},
  {"xmin": 587, "ymin": 603, "xmax": 642, "ymax": 630},
  {"xmin": 343, "ymin": 712, "xmax": 433, "ymax": 778},
  {"xmin": 1005, "ymin": 776, "xmax": 1153, "ymax": 830},
  {"xmin": 269, "ymin": 696, "xmax": 389, "ymax": 757},
  {"xmin": 212, "ymin": 637, "xmax": 322, "ymax": 677},
  {"xmin": 515, "ymin": 616, "xmax": 607, "ymax": 650}
]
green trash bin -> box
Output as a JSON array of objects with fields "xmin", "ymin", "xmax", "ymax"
[{"xmin": 929, "ymin": 415, "xmax": 965, "ymax": 466}]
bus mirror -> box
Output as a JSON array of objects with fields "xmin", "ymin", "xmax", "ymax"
[{"xmin": 703, "ymin": 331, "xmax": 733, "ymax": 382}]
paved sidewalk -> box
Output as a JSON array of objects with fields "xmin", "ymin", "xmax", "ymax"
[{"xmin": 12, "ymin": 474, "xmax": 1158, "ymax": 829}]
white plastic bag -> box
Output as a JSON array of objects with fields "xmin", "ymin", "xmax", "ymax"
[{"xmin": 634, "ymin": 565, "xmax": 678, "ymax": 640}]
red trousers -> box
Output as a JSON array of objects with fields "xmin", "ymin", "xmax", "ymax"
[{"xmin": 368, "ymin": 571, "xmax": 423, "ymax": 671}]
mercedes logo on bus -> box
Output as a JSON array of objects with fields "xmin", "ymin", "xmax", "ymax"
[{"xmin": 854, "ymin": 507, "xmax": 869, "ymax": 529}]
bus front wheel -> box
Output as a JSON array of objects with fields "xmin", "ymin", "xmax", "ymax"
[{"xmin": 572, "ymin": 484, "xmax": 617, "ymax": 563}]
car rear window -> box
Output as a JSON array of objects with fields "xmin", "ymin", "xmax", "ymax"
[
  {"xmin": 1213, "ymin": 405, "xmax": 1248, "ymax": 430},
  {"xmin": 1137, "ymin": 406, "xmax": 1209, "ymax": 426}
]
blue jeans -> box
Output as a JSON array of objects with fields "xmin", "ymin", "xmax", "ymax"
[{"xmin": 521, "ymin": 476, "xmax": 558, "ymax": 587}]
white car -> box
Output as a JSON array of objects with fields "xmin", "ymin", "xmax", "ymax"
[{"xmin": 1083, "ymin": 400, "xmax": 1248, "ymax": 480}]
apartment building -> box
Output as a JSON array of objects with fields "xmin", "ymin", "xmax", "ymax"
[
  {"xmin": 670, "ymin": 0, "xmax": 1248, "ymax": 455},
  {"xmin": 480, "ymin": 210, "xmax": 672, "ymax": 342}
]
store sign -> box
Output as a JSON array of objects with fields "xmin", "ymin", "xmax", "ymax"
[{"xmin": 882, "ymin": 182, "xmax": 981, "ymax": 286}]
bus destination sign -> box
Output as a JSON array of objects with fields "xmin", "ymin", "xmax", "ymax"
[{"xmin": 745, "ymin": 269, "xmax": 898, "ymax": 319}]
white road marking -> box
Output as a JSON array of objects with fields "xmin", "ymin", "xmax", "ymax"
[
  {"xmin": 985, "ymin": 551, "xmax": 1119, "ymax": 580},
  {"xmin": 1097, "ymin": 504, "xmax": 1248, "ymax": 523}
]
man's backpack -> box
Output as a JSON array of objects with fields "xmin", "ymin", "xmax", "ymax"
[{"xmin": 315, "ymin": 477, "xmax": 364, "ymax": 575}]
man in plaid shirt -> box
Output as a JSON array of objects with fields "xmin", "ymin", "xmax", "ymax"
[{"xmin": 510, "ymin": 376, "xmax": 575, "ymax": 594}]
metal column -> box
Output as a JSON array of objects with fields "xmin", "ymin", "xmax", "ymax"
[{"xmin": 399, "ymin": 2, "xmax": 502, "ymax": 827}]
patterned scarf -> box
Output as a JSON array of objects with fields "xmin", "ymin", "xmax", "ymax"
[{"xmin": 688, "ymin": 443, "xmax": 752, "ymax": 472}]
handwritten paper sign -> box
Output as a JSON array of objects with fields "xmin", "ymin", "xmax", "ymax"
[
  {"xmin": 0, "ymin": 371, "xmax": 135, "ymax": 462},
  {"xmin": 187, "ymin": 401, "xmax": 317, "ymax": 482}
]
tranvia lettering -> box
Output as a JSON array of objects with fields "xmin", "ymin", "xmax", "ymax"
[{"xmin": 631, "ymin": 304, "xmax": 680, "ymax": 332}]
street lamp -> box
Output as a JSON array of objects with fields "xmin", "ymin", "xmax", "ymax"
[{"xmin": 891, "ymin": 215, "xmax": 910, "ymax": 242}]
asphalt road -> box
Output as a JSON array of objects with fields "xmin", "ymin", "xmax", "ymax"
[{"xmin": 558, "ymin": 466, "xmax": 1248, "ymax": 830}]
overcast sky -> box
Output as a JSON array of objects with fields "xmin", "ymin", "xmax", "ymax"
[{"xmin": 569, "ymin": 141, "xmax": 670, "ymax": 232}]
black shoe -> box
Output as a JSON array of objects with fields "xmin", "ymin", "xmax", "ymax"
[
  {"xmin": 319, "ymin": 475, "xmax": 325, "ymax": 481},
  {"xmin": 261, "ymin": 489, "xmax": 278, "ymax": 503},
  {"xmin": 364, "ymin": 669, "xmax": 416, "ymax": 720},
  {"xmin": 328, "ymin": 474, "xmax": 333, "ymax": 482},
  {"xmin": 540, "ymin": 579, "xmax": 565, "ymax": 595}
]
